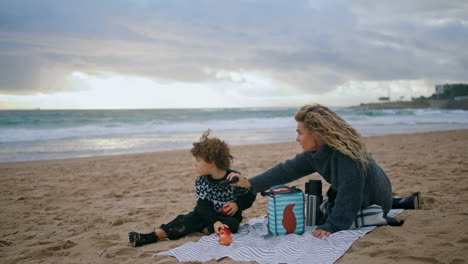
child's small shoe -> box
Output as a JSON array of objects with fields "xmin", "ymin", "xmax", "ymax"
[{"xmin": 128, "ymin": 231, "xmax": 158, "ymax": 247}]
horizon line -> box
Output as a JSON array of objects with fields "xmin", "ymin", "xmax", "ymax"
[{"xmin": 0, "ymin": 105, "xmax": 356, "ymax": 111}]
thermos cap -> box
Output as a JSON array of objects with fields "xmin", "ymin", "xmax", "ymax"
[{"xmin": 305, "ymin": 180, "xmax": 322, "ymax": 196}]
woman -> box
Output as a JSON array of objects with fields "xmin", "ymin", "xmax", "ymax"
[{"xmin": 228, "ymin": 104, "xmax": 419, "ymax": 238}]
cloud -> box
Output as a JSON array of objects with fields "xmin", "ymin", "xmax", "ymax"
[
  {"xmin": 0, "ymin": 0, "xmax": 467, "ymax": 103},
  {"xmin": 0, "ymin": 54, "xmax": 72, "ymax": 94}
]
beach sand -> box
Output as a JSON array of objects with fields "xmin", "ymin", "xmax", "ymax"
[{"xmin": 1, "ymin": 130, "xmax": 468, "ymax": 264}]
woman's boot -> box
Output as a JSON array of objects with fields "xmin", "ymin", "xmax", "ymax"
[{"xmin": 392, "ymin": 192, "xmax": 421, "ymax": 209}]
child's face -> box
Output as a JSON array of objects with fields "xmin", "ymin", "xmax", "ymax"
[{"xmin": 194, "ymin": 156, "xmax": 214, "ymax": 175}]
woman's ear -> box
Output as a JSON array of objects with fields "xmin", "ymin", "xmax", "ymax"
[{"xmin": 314, "ymin": 133, "xmax": 325, "ymax": 146}]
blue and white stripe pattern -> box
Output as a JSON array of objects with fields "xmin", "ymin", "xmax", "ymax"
[
  {"xmin": 267, "ymin": 191, "xmax": 304, "ymax": 235},
  {"xmin": 156, "ymin": 209, "xmax": 404, "ymax": 264}
]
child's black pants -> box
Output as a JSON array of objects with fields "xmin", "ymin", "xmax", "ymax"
[{"xmin": 160, "ymin": 211, "xmax": 240, "ymax": 240}]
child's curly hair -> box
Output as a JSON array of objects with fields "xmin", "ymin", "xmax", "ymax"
[{"xmin": 191, "ymin": 129, "xmax": 233, "ymax": 170}]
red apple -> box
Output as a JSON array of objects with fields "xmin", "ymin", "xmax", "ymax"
[
  {"xmin": 218, "ymin": 226, "xmax": 233, "ymax": 246},
  {"xmin": 221, "ymin": 204, "xmax": 230, "ymax": 216}
]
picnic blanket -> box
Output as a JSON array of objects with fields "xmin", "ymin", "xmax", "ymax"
[{"xmin": 156, "ymin": 209, "xmax": 403, "ymax": 264}]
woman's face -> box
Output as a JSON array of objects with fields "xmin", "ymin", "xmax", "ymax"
[{"xmin": 296, "ymin": 121, "xmax": 324, "ymax": 152}]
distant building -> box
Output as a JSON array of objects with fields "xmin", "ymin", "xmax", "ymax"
[
  {"xmin": 435, "ymin": 83, "xmax": 468, "ymax": 97},
  {"xmin": 435, "ymin": 84, "xmax": 449, "ymax": 94},
  {"xmin": 430, "ymin": 84, "xmax": 468, "ymax": 109}
]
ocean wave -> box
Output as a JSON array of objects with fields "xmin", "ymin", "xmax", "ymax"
[
  {"xmin": 1, "ymin": 108, "xmax": 467, "ymax": 144},
  {"xmin": 0, "ymin": 117, "xmax": 296, "ymax": 143},
  {"xmin": 1, "ymin": 107, "xmax": 468, "ymax": 162}
]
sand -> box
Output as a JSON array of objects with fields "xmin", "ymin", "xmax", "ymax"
[{"xmin": 1, "ymin": 129, "xmax": 468, "ymax": 264}]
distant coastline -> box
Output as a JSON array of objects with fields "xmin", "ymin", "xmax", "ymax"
[
  {"xmin": 355, "ymin": 83, "xmax": 468, "ymax": 110},
  {"xmin": 355, "ymin": 98, "xmax": 468, "ymax": 110}
]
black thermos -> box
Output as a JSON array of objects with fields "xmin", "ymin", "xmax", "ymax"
[{"xmin": 305, "ymin": 180, "xmax": 323, "ymax": 226}]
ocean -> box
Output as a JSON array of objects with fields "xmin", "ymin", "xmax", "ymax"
[{"xmin": 1, "ymin": 107, "xmax": 468, "ymax": 162}]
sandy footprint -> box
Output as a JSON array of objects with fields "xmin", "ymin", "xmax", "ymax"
[
  {"xmin": 449, "ymin": 258, "xmax": 466, "ymax": 264},
  {"xmin": 111, "ymin": 217, "xmax": 135, "ymax": 226},
  {"xmin": 46, "ymin": 240, "xmax": 77, "ymax": 251},
  {"xmin": 106, "ymin": 246, "xmax": 136, "ymax": 257},
  {"xmin": 90, "ymin": 233, "xmax": 121, "ymax": 250},
  {"xmin": 394, "ymin": 255, "xmax": 442, "ymax": 264},
  {"xmin": 0, "ymin": 240, "xmax": 13, "ymax": 247},
  {"xmin": 93, "ymin": 240, "xmax": 120, "ymax": 250},
  {"xmin": 17, "ymin": 240, "xmax": 77, "ymax": 260}
]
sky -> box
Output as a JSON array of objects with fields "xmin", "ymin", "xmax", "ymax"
[{"xmin": 0, "ymin": 0, "xmax": 467, "ymax": 109}]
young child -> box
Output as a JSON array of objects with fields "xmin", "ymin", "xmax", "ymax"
[{"xmin": 128, "ymin": 130, "xmax": 256, "ymax": 247}]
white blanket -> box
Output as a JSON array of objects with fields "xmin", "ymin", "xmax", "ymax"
[{"xmin": 156, "ymin": 209, "xmax": 403, "ymax": 264}]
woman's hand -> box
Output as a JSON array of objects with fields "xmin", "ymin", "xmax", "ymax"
[
  {"xmin": 214, "ymin": 221, "xmax": 229, "ymax": 235},
  {"xmin": 227, "ymin": 172, "xmax": 252, "ymax": 188},
  {"xmin": 312, "ymin": 229, "xmax": 331, "ymax": 239}
]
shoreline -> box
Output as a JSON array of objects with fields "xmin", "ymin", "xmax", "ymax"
[
  {"xmin": 2, "ymin": 107, "xmax": 467, "ymax": 163},
  {"xmin": 2, "ymin": 128, "xmax": 468, "ymax": 165},
  {"xmin": 1, "ymin": 129, "xmax": 468, "ymax": 263}
]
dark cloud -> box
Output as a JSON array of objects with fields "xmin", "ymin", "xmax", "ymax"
[
  {"xmin": 0, "ymin": 0, "xmax": 467, "ymax": 96},
  {"xmin": 0, "ymin": 54, "xmax": 72, "ymax": 94}
]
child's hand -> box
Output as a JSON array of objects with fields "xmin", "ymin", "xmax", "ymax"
[
  {"xmin": 227, "ymin": 172, "xmax": 252, "ymax": 188},
  {"xmin": 214, "ymin": 221, "xmax": 228, "ymax": 235},
  {"xmin": 221, "ymin": 202, "xmax": 238, "ymax": 216}
]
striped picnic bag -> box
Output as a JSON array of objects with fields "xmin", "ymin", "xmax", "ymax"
[{"xmin": 262, "ymin": 185, "xmax": 305, "ymax": 236}]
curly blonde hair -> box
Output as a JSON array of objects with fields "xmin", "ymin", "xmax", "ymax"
[
  {"xmin": 295, "ymin": 104, "xmax": 369, "ymax": 170},
  {"xmin": 191, "ymin": 129, "xmax": 233, "ymax": 170}
]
